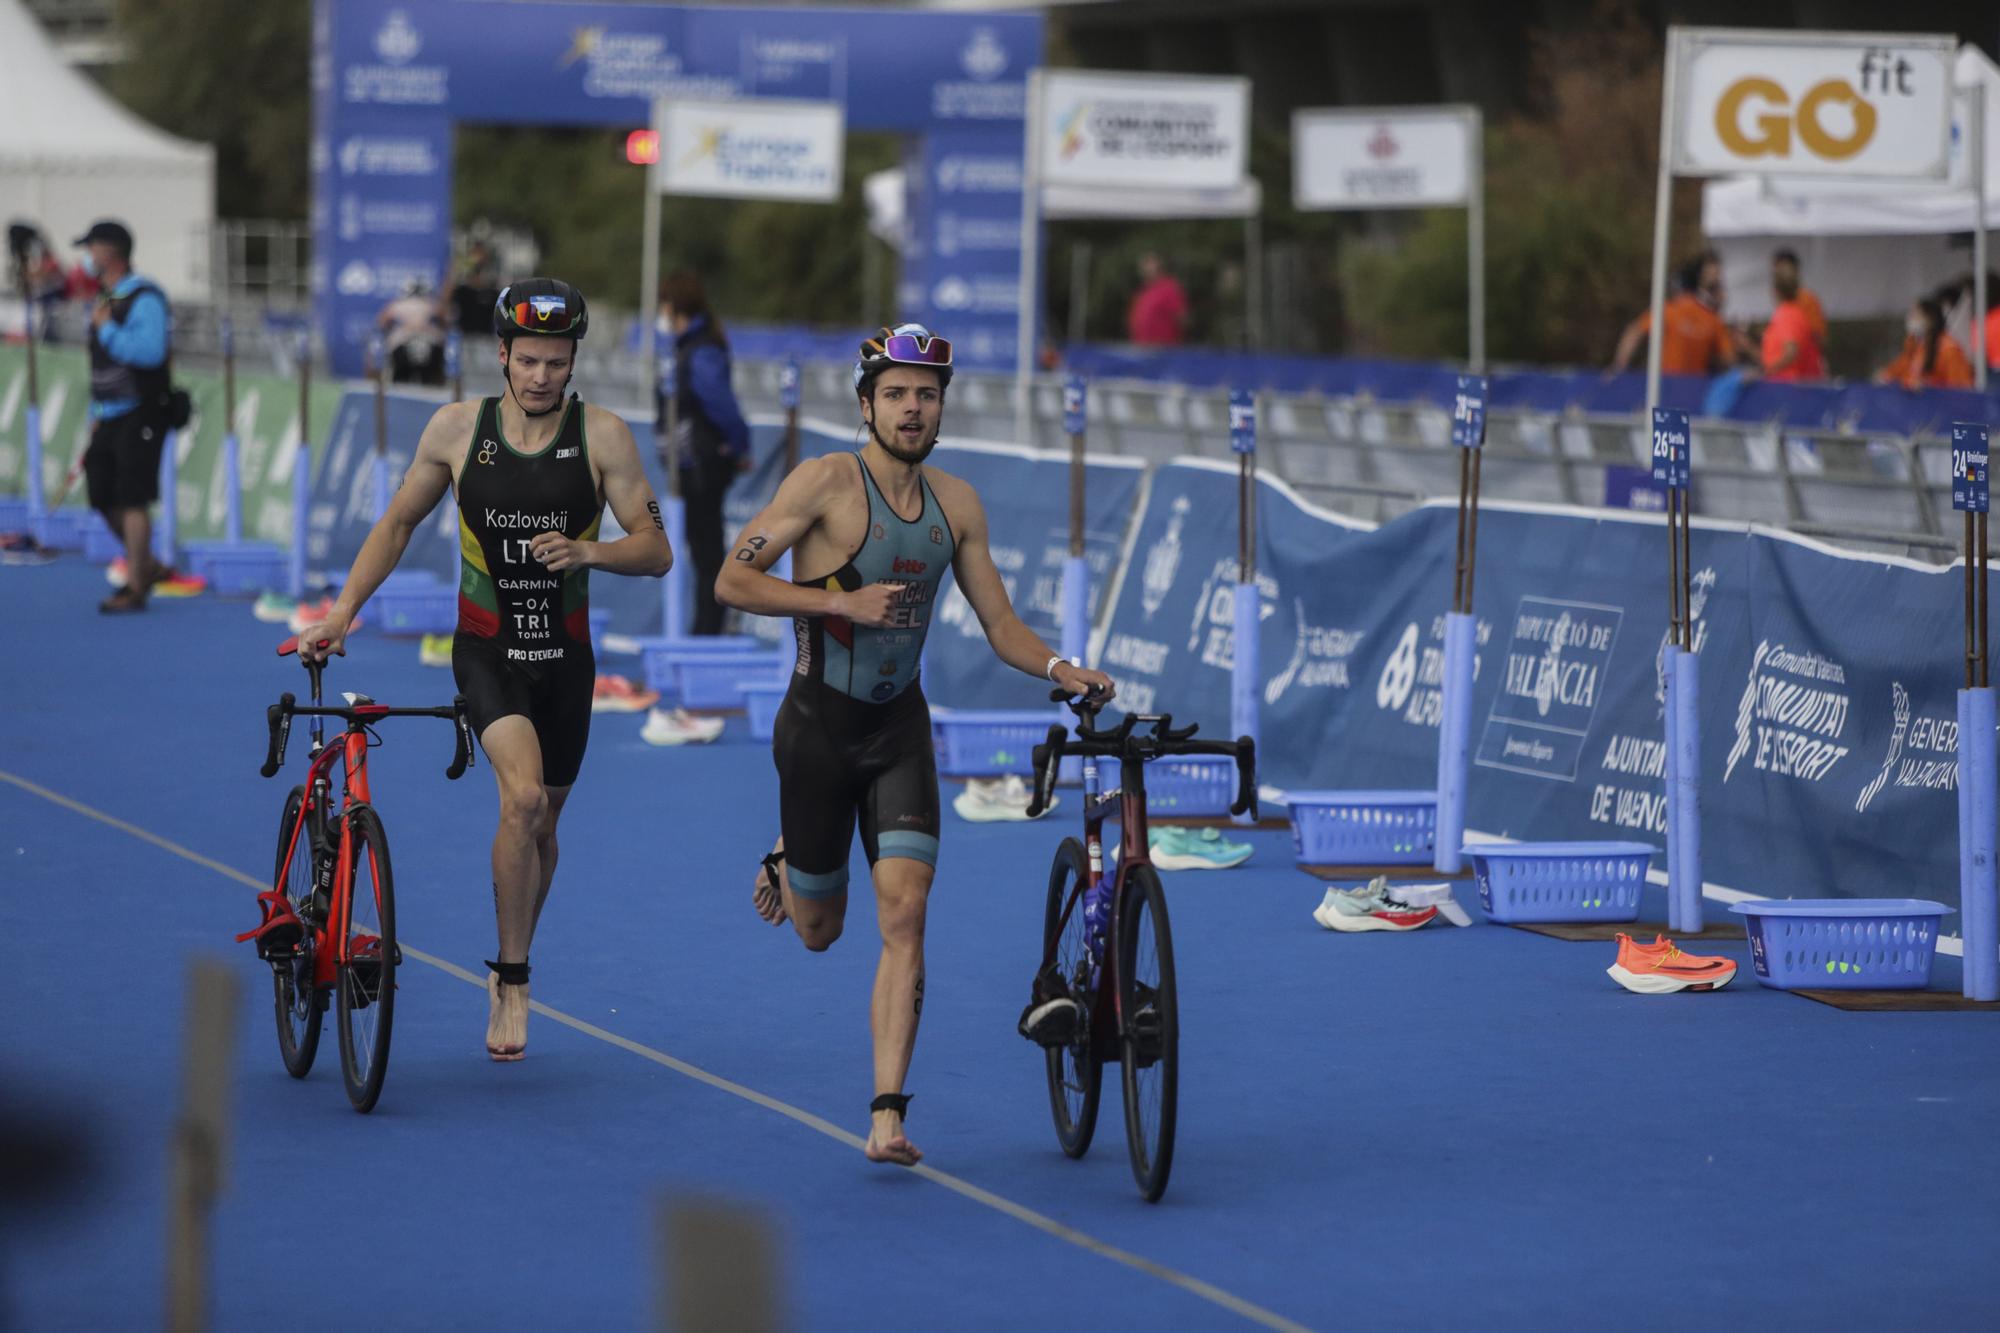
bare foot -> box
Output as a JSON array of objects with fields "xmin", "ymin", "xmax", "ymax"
[
  {"xmin": 863, "ymin": 1110, "xmax": 922, "ymax": 1166},
  {"xmin": 486, "ymin": 972, "xmax": 527, "ymax": 1061},
  {"xmin": 753, "ymin": 840, "xmax": 789, "ymax": 926}
]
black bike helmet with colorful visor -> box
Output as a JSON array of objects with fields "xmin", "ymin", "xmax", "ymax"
[
  {"xmin": 493, "ymin": 278, "xmax": 589, "ymax": 341},
  {"xmin": 854, "ymin": 322, "xmax": 952, "ymax": 396}
]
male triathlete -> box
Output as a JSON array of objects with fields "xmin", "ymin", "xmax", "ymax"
[
  {"xmin": 297, "ymin": 280, "xmax": 671, "ymax": 1060},
  {"xmin": 715, "ymin": 324, "xmax": 1113, "ymax": 1165}
]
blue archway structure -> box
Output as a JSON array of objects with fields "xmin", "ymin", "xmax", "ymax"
[{"xmin": 312, "ymin": 0, "xmax": 1042, "ymax": 376}]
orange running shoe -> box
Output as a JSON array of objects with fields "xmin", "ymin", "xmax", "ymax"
[
  {"xmin": 1607, "ymin": 932, "xmax": 1737, "ymax": 994},
  {"xmin": 591, "ymin": 674, "xmax": 661, "ymax": 713}
]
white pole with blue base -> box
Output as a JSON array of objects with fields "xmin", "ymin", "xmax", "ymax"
[
  {"xmin": 222, "ymin": 317, "xmax": 242, "ymax": 543},
  {"xmin": 1951, "ymin": 422, "xmax": 1996, "ymax": 1000},
  {"xmin": 1435, "ymin": 375, "xmax": 1486, "ymax": 872},
  {"xmin": 1669, "ymin": 646, "xmax": 1704, "ymax": 933},
  {"xmin": 288, "ymin": 328, "xmax": 312, "ymax": 601},
  {"xmin": 1228, "ymin": 390, "xmax": 1261, "ymax": 810}
]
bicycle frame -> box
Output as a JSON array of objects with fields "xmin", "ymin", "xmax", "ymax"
[
  {"xmin": 1071, "ymin": 745, "xmax": 1158, "ymax": 1043},
  {"xmin": 276, "ymin": 716, "xmax": 384, "ymax": 991}
]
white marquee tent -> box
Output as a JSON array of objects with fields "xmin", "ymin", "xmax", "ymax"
[
  {"xmin": 0, "ymin": 0, "xmax": 215, "ymax": 300},
  {"xmin": 1703, "ymin": 44, "xmax": 2000, "ymax": 323}
]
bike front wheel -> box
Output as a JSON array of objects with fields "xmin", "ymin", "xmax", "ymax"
[
  {"xmin": 335, "ymin": 805, "xmax": 397, "ymax": 1113},
  {"xmin": 1118, "ymin": 864, "xmax": 1179, "ymax": 1202},
  {"xmin": 1042, "ymin": 836, "xmax": 1102, "ymax": 1158},
  {"xmin": 271, "ymin": 785, "xmax": 323, "ymax": 1079}
]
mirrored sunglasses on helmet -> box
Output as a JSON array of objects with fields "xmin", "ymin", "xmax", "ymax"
[
  {"xmin": 505, "ymin": 295, "xmax": 580, "ymax": 332},
  {"xmin": 880, "ymin": 332, "xmax": 951, "ymax": 367}
]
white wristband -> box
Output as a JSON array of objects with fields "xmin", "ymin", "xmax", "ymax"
[{"xmin": 1045, "ymin": 654, "xmax": 1069, "ymax": 681}]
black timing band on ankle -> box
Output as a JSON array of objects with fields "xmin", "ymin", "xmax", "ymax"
[
  {"xmin": 870, "ymin": 1092, "xmax": 912, "ymax": 1117},
  {"xmin": 485, "ymin": 959, "xmax": 531, "ymax": 986}
]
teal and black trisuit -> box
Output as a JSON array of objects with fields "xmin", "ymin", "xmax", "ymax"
[{"xmin": 774, "ymin": 452, "xmax": 956, "ymax": 899}]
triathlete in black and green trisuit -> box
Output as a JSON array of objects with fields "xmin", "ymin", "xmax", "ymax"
[
  {"xmin": 453, "ymin": 393, "xmax": 602, "ymax": 787},
  {"xmin": 297, "ymin": 278, "xmax": 671, "ymax": 1063}
]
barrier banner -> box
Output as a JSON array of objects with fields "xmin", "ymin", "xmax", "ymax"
[
  {"xmin": 1, "ymin": 344, "xmax": 342, "ymax": 547},
  {"xmin": 1101, "ymin": 461, "xmax": 1973, "ymax": 914}
]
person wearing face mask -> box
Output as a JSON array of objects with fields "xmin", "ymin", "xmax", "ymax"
[
  {"xmin": 715, "ymin": 324, "xmax": 1116, "ymax": 1169},
  {"xmin": 1610, "ymin": 251, "xmax": 1739, "ymax": 377},
  {"xmin": 1875, "ymin": 298, "xmax": 1975, "ymax": 391},
  {"xmin": 1761, "ymin": 250, "xmax": 1825, "ymax": 382},
  {"xmin": 293, "ymin": 279, "xmax": 673, "ymax": 1062}
]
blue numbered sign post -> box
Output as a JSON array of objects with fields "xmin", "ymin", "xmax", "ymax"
[
  {"xmin": 1650, "ymin": 406, "xmax": 1704, "ymax": 932},
  {"xmin": 1434, "ymin": 375, "xmax": 1487, "ymax": 872},
  {"xmin": 1954, "ymin": 422, "xmax": 1997, "ymax": 999}
]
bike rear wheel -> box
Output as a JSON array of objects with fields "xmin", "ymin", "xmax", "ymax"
[
  {"xmin": 1118, "ymin": 864, "xmax": 1179, "ymax": 1202},
  {"xmin": 271, "ymin": 785, "xmax": 323, "ymax": 1078},
  {"xmin": 335, "ymin": 805, "xmax": 397, "ymax": 1113},
  {"xmin": 1042, "ymin": 836, "xmax": 1102, "ymax": 1158}
]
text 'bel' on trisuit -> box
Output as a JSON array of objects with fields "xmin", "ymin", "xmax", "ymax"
[
  {"xmin": 456, "ymin": 396, "xmax": 603, "ymax": 660},
  {"xmin": 794, "ymin": 454, "xmax": 956, "ymax": 702}
]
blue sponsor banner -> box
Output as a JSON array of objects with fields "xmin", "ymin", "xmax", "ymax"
[
  {"xmin": 319, "ymin": 0, "xmax": 1042, "ymax": 374},
  {"xmin": 1952, "ymin": 422, "xmax": 1989, "ymax": 514},
  {"xmin": 1602, "ymin": 464, "xmax": 1667, "ymax": 513},
  {"xmin": 1098, "ymin": 462, "xmax": 1972, "ymax": 916},
  {"xmin": 909, "ymin": 126, "xmax": 1030, "ymax": 371}
]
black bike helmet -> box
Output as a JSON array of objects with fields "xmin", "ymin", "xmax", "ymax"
[
  {"xmin": 493, "ymin": 278, "xmax": 589, "ymax": 342},
  {"xmin": 854, "ymin": 323, "xmax": 953, "ymax": 399}
]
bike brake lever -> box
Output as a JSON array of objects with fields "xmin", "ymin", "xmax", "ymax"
[
  {"xmin": 446, "ymin": 695, "xmax": 474, "ymax": 780},
  {"xmin": 260, "ymin": 693, "xmax": 295, "ymax": 779}
]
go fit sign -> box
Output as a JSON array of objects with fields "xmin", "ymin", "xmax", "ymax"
[{"xmin": 1670, "ymin": 29, "xmax": 1955, "ymax": 180}]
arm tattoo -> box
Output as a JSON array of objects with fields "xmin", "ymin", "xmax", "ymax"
[
  {"xmin": 646, "ymin": 500, "xmax": 663, "ymax": 533},
  {"xmin": 913, "ymin": 973, "xmax": 925, "ymax": 1018},
  {"xmin": 733, "ymin": 533, "xmax": 770, "ymax": 563}
]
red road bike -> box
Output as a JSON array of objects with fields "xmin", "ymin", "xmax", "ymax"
[{"xmin": 253, "ymin": 638, "xmax": 472, "ymax": 1112}]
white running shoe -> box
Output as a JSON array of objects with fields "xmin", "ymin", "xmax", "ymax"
[
  {"xmin": 641, "ymin": 706, "xmax": 724, "ymax": 746},
  {"xmin": 952, "ymin": 775, "xmax": 1054, "ymax": 822}
]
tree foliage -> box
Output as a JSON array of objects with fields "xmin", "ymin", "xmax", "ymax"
[{"xmin": 108, "ymin": 0, "xmax": 310, "ymax": 220}]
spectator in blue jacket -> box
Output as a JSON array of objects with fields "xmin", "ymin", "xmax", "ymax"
[
  {"xmin": 75, "ymin": 220, "xmax": 174, "ymax": 614},
  {"xmin": 658, "ymin": 270, "xmax": 751, "ymax": 635}
]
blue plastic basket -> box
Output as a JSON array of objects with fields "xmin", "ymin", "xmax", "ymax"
[
  {"xmin": 1729, "ymin": 899, "xmax": 1950, "ymax": 990},
  {"xmin": 588, "ymin": 607, "xmax": 611, "ymax": 652},
  {"xmin": 1146, "ymin": 755, "xmax": 1235, "ymax": 817},
  {"xmin": 931, "ymin": 709, "xmax": 1051, "ymax": 777},
  {"xmin": 743, "ymin": 681, "xmax": 789, "ymax": 741},
  {"xmin": 0, "ymin": 497, "xmax": 29, "ymax": 531},
  {"xmin": 1287, "ymin": 790, "xmax": 1437, "ymax": 864},
  {"xmin": 637, "ymin": 635, "xmax": 763, "ymax": 693},
  {"xmin": 1461, "ymin": 841, "xmax": 1655, "ymax": 923},
  {"xmin": 678, "ymin": 651, "xmax": 789, "ymax": 710},
  {"xmin": 185, "ymin": 541, "xmax": 288, "ymax": 595},
  {"xmin": 33, "ymin": 508, "xmax": 97, "ymax": 552},
  {"xmin": 367, "ymin": 571, "xmax": 457, "ymax": 636}
]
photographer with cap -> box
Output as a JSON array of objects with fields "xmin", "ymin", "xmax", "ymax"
[{"xmin": 75, "ymin": 219, "xmax": 186, "ymax": 613}]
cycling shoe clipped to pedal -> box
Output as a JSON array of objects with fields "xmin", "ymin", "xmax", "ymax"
[{"xmin": 236, "ymin": 890, "xmax": 306, "ymax": 958}]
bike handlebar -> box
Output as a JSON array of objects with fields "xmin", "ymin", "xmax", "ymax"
[
  {"xmin": 260, "ymin": 692, "xmax": 475, "ymax": 781},
  {"xmin": 1026, "ymin": 691, "xmax": 1258, "ymax": 822}
]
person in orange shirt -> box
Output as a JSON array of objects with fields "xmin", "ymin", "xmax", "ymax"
[
  {"xmin": 1610, "ymin": 251, "xmax": 1737, "ymax": 376},
  {"xmin": 1875, "ymin": 298, "xmax": 1975, "ymax": 390},
  {"xmin": 1979, "ymin": 271, "xmax": 2000, "ymax": 373},
  {"xmin": 1771, "ymin": 250, "xmax": 1826, "ymax": 357},
  {"xmin": 1761, "ymin": 254, "xmax": 1824, "ymax": 382}
]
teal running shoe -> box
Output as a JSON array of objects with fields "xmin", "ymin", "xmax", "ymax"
[{"xmin": 1148, "ymin": 825, "xmax": 1253, "ymax": 871}]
